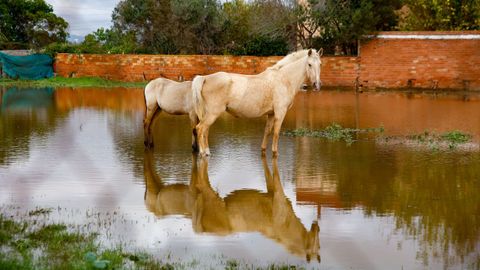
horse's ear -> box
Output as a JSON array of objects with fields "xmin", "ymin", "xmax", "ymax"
[
  {"xmin": 318, "ymin": 48, "xmax": 324, "ymax": 57},
  {"xmin": 308, "ymin": 49, "xmax": 312, "ymax": 56}
]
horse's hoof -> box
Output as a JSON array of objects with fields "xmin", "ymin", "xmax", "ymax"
[{"xmin": 199, "ymin": 151, "xmax": 210, "ymax": 157}]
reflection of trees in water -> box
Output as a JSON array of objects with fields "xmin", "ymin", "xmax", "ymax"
[
  {"xmin": 392, "ymin": 152, "xmax": 480, "ymax": 268},
  {"xmin": 108, "ymin": 111, "xmax": 147, "ymax": 181},
  {"xmin": 294, "ymin": 138, "xmax": 480, "ymax": 268},
  {"xmin": 0, "ymin": 87, "xmax": 64, "ymax": 165}
]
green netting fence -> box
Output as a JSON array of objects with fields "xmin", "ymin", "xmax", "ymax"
[{"xmin": 0, "ymin": 52, "xmax": 53, "ymax": 80}]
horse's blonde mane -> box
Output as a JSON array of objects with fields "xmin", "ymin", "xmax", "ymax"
[{"xmin": 268, "ymin": 49, "xmax": 310, "ymax": 70}]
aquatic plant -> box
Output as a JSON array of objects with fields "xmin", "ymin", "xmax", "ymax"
[
  {"xmin": 283, "ymin": 123, "xmax": 384, "ymax": 145},
  {"xmin": 379, "ymin": 130, "xmax": 475, "ymax": 151},
  {"xmin": 0, "ymin": 213, "xmax": 166, "ymax": 270}
]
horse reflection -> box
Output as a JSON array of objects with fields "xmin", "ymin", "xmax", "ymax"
[{"xmin": 143, "ymin": 150, "xmax": 320, "ymax": 262}]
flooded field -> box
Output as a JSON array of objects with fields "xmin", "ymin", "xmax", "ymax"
[{"xmin": 1, "ymin": 87, "xmax": 479, "ymax": 269}]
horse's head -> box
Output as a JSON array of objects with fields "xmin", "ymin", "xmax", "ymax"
[
  {"xmin": 306, "ymin": 48, "xmax": 323, "ymax": 91},
  {"xmin": 305, "ymin": 221, "xmax": 321, "ymax": 263}
]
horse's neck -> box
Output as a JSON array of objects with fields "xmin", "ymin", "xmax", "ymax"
[
  {"xmin": 270, "ymin": 50, "xmax": 307, "ymax": 69},
  {"xmin": 277, "ymin": 57, "xmax": 307, "ymax": 93}
]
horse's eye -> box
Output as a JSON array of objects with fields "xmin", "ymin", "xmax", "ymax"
[{"xmin": 308, "ymin": 64, "xmax": 311, "ymax": 67}]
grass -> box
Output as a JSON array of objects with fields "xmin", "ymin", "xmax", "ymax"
[
  {"xmin": 380, "ymin": 130, "xmax": 475, "ymax": 150},
  {"xmin": 0, "ymin": 210, "xmax": 308, "ymax": 270},
  {"xmin": 0, "ymin": 213, "xmax": 167, "ymax": 270},
  {"xmin": 284, "ymin": 124, "xmax": 475, "ymax": 150},
  {"xmin": 406, "ymin": 130, "xmax": 473, "ymax": 150},
  {"xmin": 283, "ymin": 123, "xmax": 384, "ymax": 145},
  {"xmin": 0, "ymin": 77, "xmax": 147, "ymax": 88}
]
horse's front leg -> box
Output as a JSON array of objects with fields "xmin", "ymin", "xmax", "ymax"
[
  {"xmin": 261, "ymin": 114, "xmax": 275, "ymax": 155},
  {"xmin": 271, "ymin": 112, "xmax": 287, "ymax": 157}
]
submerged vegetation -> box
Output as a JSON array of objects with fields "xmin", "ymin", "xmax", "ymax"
[
  {"xmin": 386, "ymin": 130, "xmax": 475, "ymax": 150},
  {"xmin": 0, "ymin": 77, "xmax": 146, "ymax": 88},
  {"xmin": 283, "ymin": 123, "xmax": 384, "ymax": 145},
  {"xmin": 0, "ymin": 209, "xmax": 307, "ymax": 270},
  {"xmin": 284, "ymin": 124, "xmax": 476, "ymax": 151},
  {"xmin": 379, "ymin": 130, "xmax": 475, "ymax": 150},
  {"xmin": 0, "ymin": 213, "xmax": 167, "ymax": 270}
]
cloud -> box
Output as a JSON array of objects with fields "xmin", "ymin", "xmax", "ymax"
[{"xmin": 45, "ymin": 0, "xmax": 121, "ymax": 36}]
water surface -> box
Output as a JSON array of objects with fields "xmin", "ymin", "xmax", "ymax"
[{"xmin": 1, "ymin": 87, "xmax": 479, "ymax": 269}]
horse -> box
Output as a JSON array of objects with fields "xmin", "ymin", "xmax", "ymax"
[
  {"xmin": 143, "ymin": 78, "xmax": 198, "ymax": 151},
  {"xmin": 192, "ymin": 48, "xmax": 323, "ymax": 156},
  {"xmin": 142, "ymin": 51, "xmax": 307, "ymax": 151},
  {"xmin": 143, "ymin": 149, "xmax": 321, "ymax": 262}
]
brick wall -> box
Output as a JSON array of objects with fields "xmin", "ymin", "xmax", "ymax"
[
  {"xmin": 54, "ymin": 31, "xmax": 480, "ymax": 90},
  {"xmin": 55, "ymin": 53, "xmax": 358, "ymax": 87},
  {"xmin": 359, "ymin": 31, "xmax": 480, "ymax": 90}
]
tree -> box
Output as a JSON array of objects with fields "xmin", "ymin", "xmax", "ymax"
[
  {"xmin": 300, "ymin": 0, "xmax": 402, "ymax": 55},
  {"xmin": 401, "ymin": 0, "xmax": 480, "ymax": 30},
  {"xmin": 171, "ymin": 0, "xmax": 224, "ymax": 54},
  {"xmin": 112, "ymin": 0, "xmax": 225, "ymax": 54},
  {"xmin": 222, "ymin": 0, "xmax": 295, "ymax": 55},
  {"xmin": 0, "ymin": 0, "xmax": 68, "ymax": 49},
  {"xmin": 112, "ymin": 0, "xmax": 178, "ymax": 54}
]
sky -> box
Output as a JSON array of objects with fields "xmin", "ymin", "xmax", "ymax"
[{"xmin": 45, "ymin": 0, "xmax": 120, "ymax": 41}]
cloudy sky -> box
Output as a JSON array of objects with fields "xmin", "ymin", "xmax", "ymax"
[{"xmin": 45, "ymin": 0, "xmax": 120, "ymax": 40}]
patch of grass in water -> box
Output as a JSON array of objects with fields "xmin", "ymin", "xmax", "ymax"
[
  {"xmin": 441, "ymin": 130, "xmax": 472, "ymax": 146},
  {"xmin": 28, "ymin": 208, "xmax": 53, "ymax": 216},
  {"xmin": 0, "ymin": 77, "xmax": 147, "ymax": 88},
  {"xmin": 0, "ymin": 213, "xmax": 171, "ymax": 270},
  {"xmin": 383, "ymin": 130, "xmax": 474, "ymax": 150},
  {"xmin": 283, "ymin": 123, "xmax": 384, "ymax": 145}
]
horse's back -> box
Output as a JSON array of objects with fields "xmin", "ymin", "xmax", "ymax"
[{"xmin": 146, "ymin": 77, "xmax": 193, "ymax": 115}]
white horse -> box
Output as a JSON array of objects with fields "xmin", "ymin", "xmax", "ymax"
[
  {"xmin": 192, "ymin": 48, "xmax": 323, "ymax": 156},
  {"xmin": 143, "ymin": 78, "xmax": 199, "ymax": 151},
  {"xmin": 143, "ymin": 50, "xmax": 315, "ymax": 151}
]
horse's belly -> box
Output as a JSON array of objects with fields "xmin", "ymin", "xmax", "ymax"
[{"xmin": 226, "ymin": 103, "xmax": 272, "ymax": 118}]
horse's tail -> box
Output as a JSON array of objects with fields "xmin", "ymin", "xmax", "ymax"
[{"xmin": 192, "ymin": 75, "xmax": 206, "ymax": 121}]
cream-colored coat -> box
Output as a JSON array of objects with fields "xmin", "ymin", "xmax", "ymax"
[
  {"xmin": 192, "ymin": 49, "xmax": 323, "ymax": 156},
  {"xmin": 143, "ymin": 78, "xmax": 198, "ymax": 150}
]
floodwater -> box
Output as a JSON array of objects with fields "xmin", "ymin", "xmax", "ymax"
[{"xmin": 1, "ymin": 87, "xmax": 479, "ymax": 269}]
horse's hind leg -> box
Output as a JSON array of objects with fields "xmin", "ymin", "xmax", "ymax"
[
  {"xmin": 144, "ymin": 101, "xmax": 160, "ymax": 148},
  {"xmin": 261, "ymin": 114, "xmax": 275, "ymax": 154},
  {"xmin": 196, "ymin": 112, "xmax": 221, "ymax": 157}
]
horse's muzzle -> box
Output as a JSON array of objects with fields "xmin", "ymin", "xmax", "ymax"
[{"xmin": 313, "ymin": 81, "xmax": 321, "ymax": 91}]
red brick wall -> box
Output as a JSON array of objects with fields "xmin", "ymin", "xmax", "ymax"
[
  {"xmin": 54, "ymin": 31, "xmax": 480, "ymax": 90},
  {"xmin": 359, "ymin": 31, "xmax": 480, "ymax": 90},
  {"xmin": 54, "ymin": 53, "xmax": 357, "ymax": 87}
]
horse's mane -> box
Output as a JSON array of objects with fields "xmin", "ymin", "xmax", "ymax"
[{"xmin": 268, "ymin": 49, "xmax": 310, "ymax": 70}]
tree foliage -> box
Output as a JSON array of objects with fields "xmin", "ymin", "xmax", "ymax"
[
  {"xmin": 0, "ymin": 0, "xmax": 68, "ymax": 49},
  {"xmin": 299, "ymin": 0, "xmax": 402, "ymax": 55},
  {"xmin": 39, "ymin": 0, "xmax": 480, "ymax": 56},
  {"xmin": 401, "ymin": 0, "xmax": 480, "ymax": 30},
  {"xmin": 104, "ymin": 0, "xmax": 295, "ymax": 55}
]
